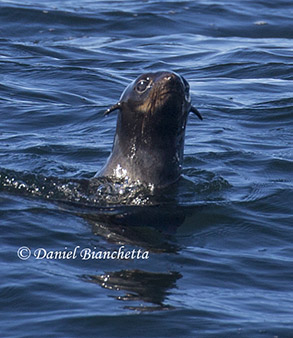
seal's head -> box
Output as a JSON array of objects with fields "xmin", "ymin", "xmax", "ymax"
[{"xmin": 98, "ymin": 71, "xmax": 202, "ymax": 189}]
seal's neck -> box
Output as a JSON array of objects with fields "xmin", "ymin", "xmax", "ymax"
[{"xmin": 100, "ymin": 109, "xmax": 187, "ymax": 188}]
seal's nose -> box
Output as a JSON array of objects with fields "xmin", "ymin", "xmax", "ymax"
[
  {"xmin": 153, "ymin": 72, "xmax": 186, "ymax": 95},
  {"xmin": 158, "ymin": 72, "xmax": 182, "ymax": 87},
  {"xmin": 164, "ymin": 74, "xmax": 173, "ymax": 81},
  {"xmin": 163, "ymin": 72, "xmax": 178, "ymax": 82}
]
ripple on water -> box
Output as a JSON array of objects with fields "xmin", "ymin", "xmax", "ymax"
[{"xmin": 1, "ymin": 0, "xmax": 293, "ymax": 336}]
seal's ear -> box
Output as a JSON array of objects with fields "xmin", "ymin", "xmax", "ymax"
[
  {"xmin": 104, "ymin": 102, "xmax": 121, "ymax": 116},
  {"xmin": 189, "ymin": 106, "xmax": 203, "ymax": 121}
]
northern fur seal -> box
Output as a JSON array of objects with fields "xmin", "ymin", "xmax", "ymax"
[{"xmin": 97, "ymin": 71, "xmax": 202, "ymax": 189}]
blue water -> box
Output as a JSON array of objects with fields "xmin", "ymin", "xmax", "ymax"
[{"xmin": 1, "ymin": 0, "xmax": 293, "ymax": 337}]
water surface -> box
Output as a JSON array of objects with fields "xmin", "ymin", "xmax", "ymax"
[{"xmin": 0, "ymin": 0, "xmax": 293, "ymax": 337}]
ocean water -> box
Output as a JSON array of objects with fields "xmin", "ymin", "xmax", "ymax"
[{"xmin": 0, "ymin": 0, "xmax": 293, "ymax": 337}]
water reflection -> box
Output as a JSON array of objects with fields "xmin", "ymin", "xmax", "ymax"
[
  {"xmin": 83, "ymin": 204, "xmax": 185, "ymax": 253},
  {"xmin": 0, "ymin": 168, "xmax": 186, "ymax": 310},
  {"xmin": 84, "ymin": 269, "xmax": 182, "ymax": 311},
  {"xmin": 81, "ymin": 208, "xmax": 184, "ymax": 310}
]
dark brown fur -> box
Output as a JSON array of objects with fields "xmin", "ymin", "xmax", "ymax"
[{"xmin": 97, "ymin": 71, "xmax": 202, "ymax": 189}]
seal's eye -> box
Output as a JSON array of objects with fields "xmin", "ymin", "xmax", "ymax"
[{"xmin": 136, "ymin": 79, "xmax": 149, "ymax": 93}]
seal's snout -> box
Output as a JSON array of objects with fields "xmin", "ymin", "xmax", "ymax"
[
  {"xmin": 162, "ymin": 73, "xmax": 177, "ymax": 82},
  {"xmin": 154, "ymin": 72, "xmax": 186, "ymax": 99},
  {"xmin": 159, "ymin": 72, "xmax": 183, "ymax": 87}
]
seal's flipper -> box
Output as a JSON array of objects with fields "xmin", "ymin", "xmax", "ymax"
[
  {"xmin": 189, "ymin": 106, "xmax": 203, "ymax": 120},
  {"xmin": 104, "ymin": 102, "xmax": 121, "ymax": 116}
]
